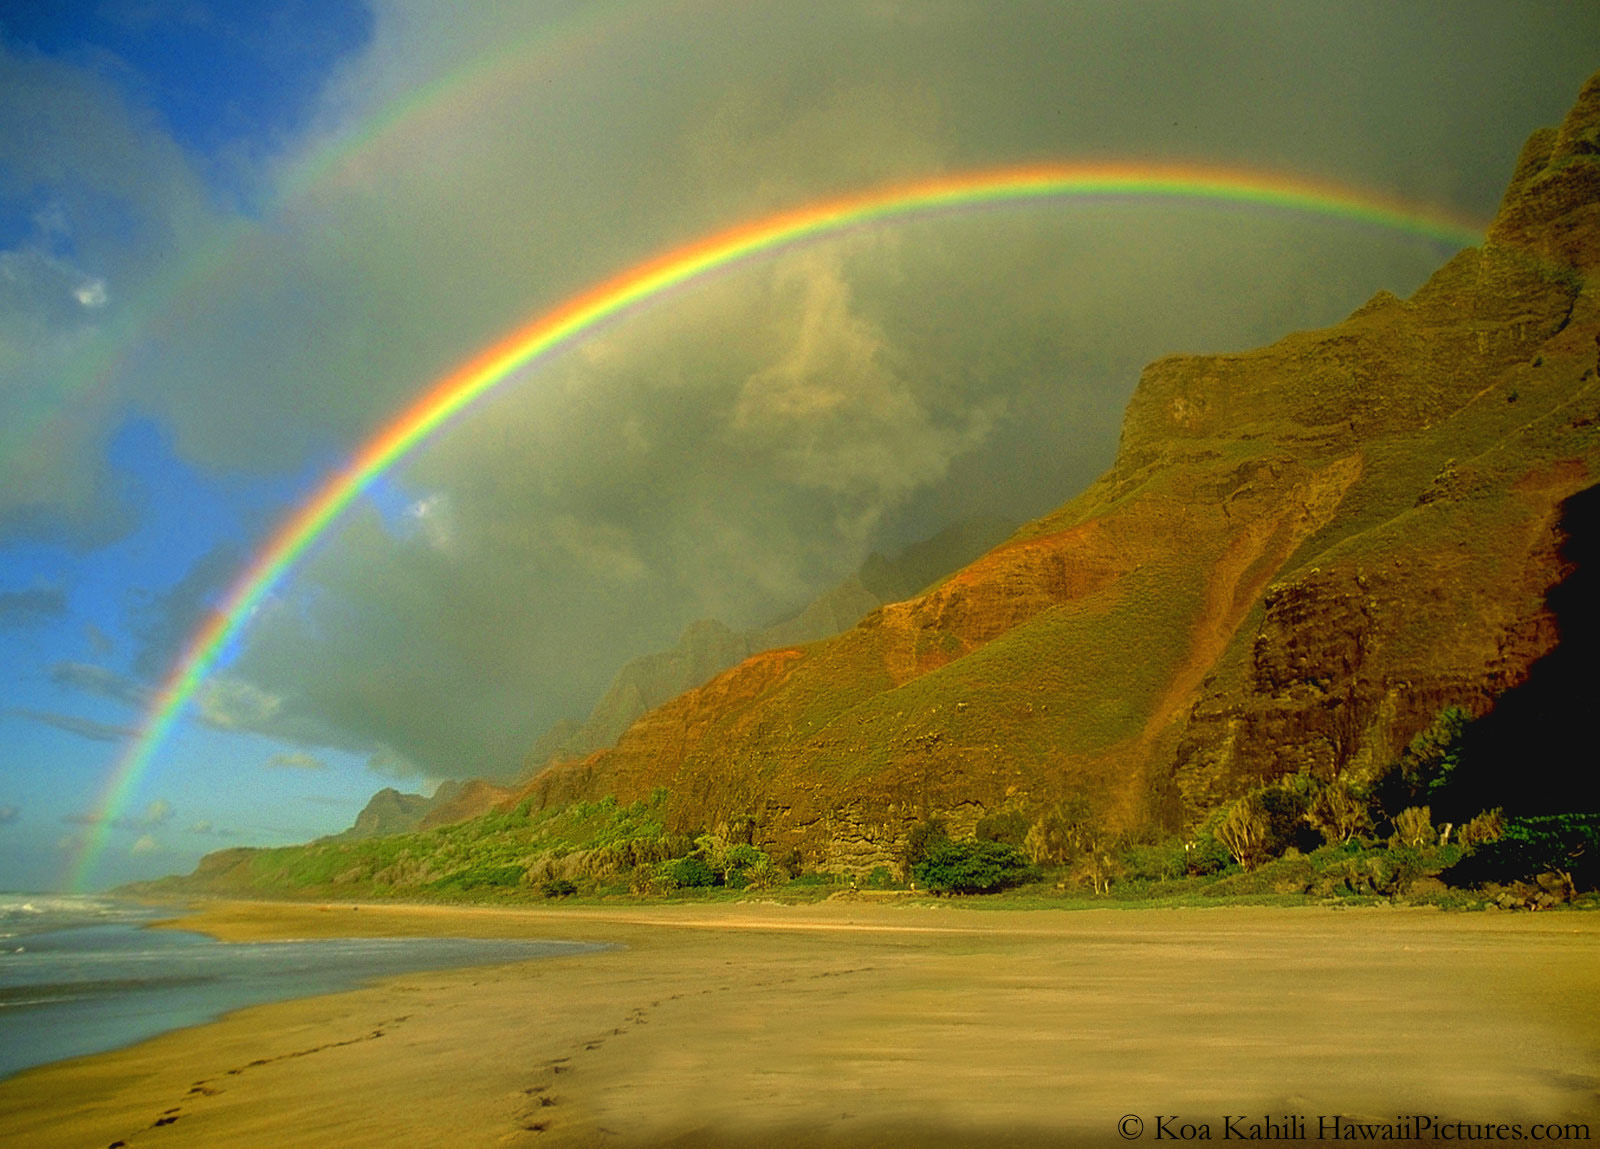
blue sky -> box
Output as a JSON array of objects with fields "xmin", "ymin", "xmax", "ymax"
[{"xmin": 1, "ymin": 1, "xmax": 1597, "ymax": 892}]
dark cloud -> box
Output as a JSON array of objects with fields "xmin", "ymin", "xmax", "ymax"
[
  {"xmin": 8, "ymin": 3, "xmax": 1599, "ymax": 782},
  {"xmin": 6, "ymin": 707, "xmax": 136, "ymax": 743},
  {"xmin": 0, "ymin": 586, "xmax": 67, "ymax": 628}
]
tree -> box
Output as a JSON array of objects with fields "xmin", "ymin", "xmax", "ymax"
[
  {"xmin": 660, "ymin": 856, "xmax": 715, "ymax": 888},
  {"xmin": 1308, "ymin": 778, "xmax": 1372, "ymax": 844},
  {"xmin": 913, "ymin": 838, "xmax": 1033, "ymax": 894},
  {"xmin": 901, "ymin": 817, "xmax": 950, "ymax": 881},
  {"xmin": 1391, "ymin": 806, "xmax": 1434, "ymax": 848},
  {"xmin": 1215, "ymin": 795, "xmax": 1271, "ymax": 870},
  {"xmin": 1372, "ymin": 707, "xmax": 1468, "ymax": 820}
]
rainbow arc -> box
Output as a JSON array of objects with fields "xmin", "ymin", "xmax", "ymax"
[{"xmin": 68, "ymin": 161, "xmax": 1488, "ymax": 890}]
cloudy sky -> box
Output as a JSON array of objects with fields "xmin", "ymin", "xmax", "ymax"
[{"xmin": 1, "ymin": 0, "xmax": 1595, "ymax": 891}]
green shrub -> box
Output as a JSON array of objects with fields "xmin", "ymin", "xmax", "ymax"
[
  {"xmin": 1371, "ymin": 707, "xmax": 1468, "ymax": 821},
  {"xmin": 865, "ymin": 865, "xmax": 896, "ymax": 889},
  {"xmin": 913, "ymin": 838, "xmax": 1034, "ymax": 894},
  {"xmin": 1119, "ymin": 840, "xmax": 1187, "ymax": 882},
  {"xmin": 1183, "ymin": 835, "xmax": 1233, "ymax": 876},
  {"xmin": 1443, "ymin": 814, "xmax": 1600, "ymax": 890},
  {"xmin": 659, "ymin": 856, "xmax": 716, "ymax": 889},
  {"xmin": 541, "ymin": 878, "xmax": 578, "ymax": 898},
  {"xmin": 1457, "ymin": 808, "xmax": 1504, "ymax": 848},
  {"xmin": 1215, "ymin": 796, "xmax": 1271, "ymax": 870}
]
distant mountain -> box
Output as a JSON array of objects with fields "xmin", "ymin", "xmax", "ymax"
[
  {"xmin": 322, "ymin": 786, "xmax": 435, "ymax": 842},
  {"xmin": 321, "ymin": 777, "xmax": 513, "ymax": 842},
  {"xmin": 521, "ymin": 517, "xmax": 1017, "ymax": 774},
  {"xmin": 517, "ymin": 73, "xmax": 1600, "ymax": 872}
]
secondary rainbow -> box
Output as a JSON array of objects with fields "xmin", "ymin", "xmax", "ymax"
[{"xmin": 69, "ymin": 161, "xmax": 1487, "ymax": 889}]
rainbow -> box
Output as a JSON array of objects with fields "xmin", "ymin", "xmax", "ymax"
[{"xmin": 68, "ymin": 161, "xmax": 1487, "ymax": 889}]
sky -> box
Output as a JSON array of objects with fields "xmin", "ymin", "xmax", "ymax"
[{"xmin": 0, "ymin": 0, "xmax": 1596, "ymax": 892}]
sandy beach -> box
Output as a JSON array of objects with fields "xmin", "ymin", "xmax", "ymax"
[{"xmin": 0, "ymin": 899, "xmax": 1595, "ymax": 1147}]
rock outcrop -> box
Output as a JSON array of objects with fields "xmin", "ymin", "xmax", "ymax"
[{"xmin": 512, "ymin": 74, "xmax": 1600, "ymax": 872}]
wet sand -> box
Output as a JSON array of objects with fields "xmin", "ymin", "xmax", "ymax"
[{"xmin": 0, "ymin": 899, "xmax": 1595, "ymax": 1147}]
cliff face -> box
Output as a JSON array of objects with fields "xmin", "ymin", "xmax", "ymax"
[
  {"xmin": 522, "ymin": 518, "xmax": 1015, "ymax": 772},
  {"xmin": 516, "ymin": 75, "xmax": 1600, "ymax": 871}
]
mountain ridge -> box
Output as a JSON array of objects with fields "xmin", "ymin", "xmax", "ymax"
[{"xmin": 511, "ymin": 72, "xmax": 1600, "ymax": 873}]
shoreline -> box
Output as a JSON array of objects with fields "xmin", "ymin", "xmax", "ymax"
[{"xmin": 2, "ymin": 899, "xmax": 1596, "ymax": 1146}]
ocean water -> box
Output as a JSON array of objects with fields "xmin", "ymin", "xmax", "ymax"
[{"xmin": 0, "ymin": 894, "xmax": 602, "ymax": 1081}]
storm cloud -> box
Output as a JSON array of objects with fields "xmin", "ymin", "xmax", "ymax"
[{"xmin": 5, "ymin": 2, "xmax": 1598, "ymax": 787}]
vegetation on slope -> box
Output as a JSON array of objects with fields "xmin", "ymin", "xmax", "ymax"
[{"xmin": 138, "ymin": 702, "xmax": 1598, "ymax": 911}]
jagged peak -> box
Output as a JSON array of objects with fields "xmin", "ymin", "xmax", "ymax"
[{"xmin": 1487, "ymin": 70, "xmax": 1600, "ymax": 265}]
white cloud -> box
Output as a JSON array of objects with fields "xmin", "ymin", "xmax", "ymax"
[
  {"xmin": 74, "ymin": 279, "xmax": 108, "ymax": 308},
  {"xmin": 265, "ymin": 750, "xmax": 328, "ymax": 771},
  {"xmin": 196, "ymin": 676, "xmax": 284, "ymax": 730},
  {"xmin": 129, "ymin": 834, "xmax": 164, "ymax": 856}
]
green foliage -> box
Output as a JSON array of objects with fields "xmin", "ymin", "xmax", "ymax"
[
  {"xmin": 1119, "ymin": 839, "xmax": 1188, "ymax": 882},
  {"xmin": 865, "ymin": 865, "xmax": 896, "ymax": 889},
  {"xmin": 1022, "ymin": 796, "xmax": 1102, "ymax": 866},
  {"xmin": 724, "ymin": 843, "xmax": 765, "ymax": 872},
  {"xmin": 902, "ymin": 818, "xmax": 950, "ymax": 875},
  {"xmin": 1442, "ymin": 814, "xmax": 1600, "ymax": 890},
  {"xmin": 541, "ymin": 878, "xmax": 577, "ymax": 898},
  {"xmin": 659, "ymin": 856, "xmax": 716, "ymax": 889},
  {"xmin": 1214, "ymin": 794, "xmax": 1271, "ymax": 870},
  {"xmin": 913, "ymin": 838, "xmax": 1034, "ymax": 894},
  {"xmin": 1371, "ymin": 707, "xmax": 1468, "ymax": 821},
  {"xmin": 1307, "ymin": 778, "xmax": 1372, "ymax": 845},
  {"xmin": 1182, "ymin": 835, "xmax": 1233, "ymax": 876},
  {"xmin": 431, "ymin": 863, "xmax": 525, "ymax": 893}
]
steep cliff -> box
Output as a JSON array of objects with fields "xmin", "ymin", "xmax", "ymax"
[
  {"xmin": 522, "ymin": 518, "xmax": 1015, "ymax": 772},
  {"xmin": 515, "ymin": 74, "xmax": 1600, "ymax": 872}
]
